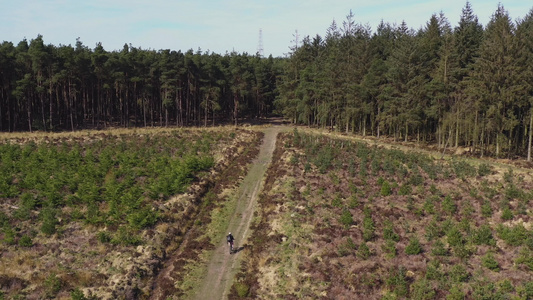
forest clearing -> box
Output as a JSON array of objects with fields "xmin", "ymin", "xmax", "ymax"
[
  {"xmin": 231, "ymin": 128, "xmax": 533, "ymax": 299},
  {"xmin": 0, "ymin": 126, "xmax": 262, "ymax": 299},
  {"xmin": 1, "ymin": 122, "xmax": 533, "ymax": 299},
  {"xmin": 1, "ymin": 2, "xmax": 533, "ymax": 299}
]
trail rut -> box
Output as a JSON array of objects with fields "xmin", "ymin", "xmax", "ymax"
[{"xmin": 192, "ymin": 126, "xmax": 280, "ymax": 300}]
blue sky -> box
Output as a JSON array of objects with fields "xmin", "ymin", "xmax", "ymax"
[{"xmin": 1, "ymin": 0, "xmax": 531, "ymax": 57}]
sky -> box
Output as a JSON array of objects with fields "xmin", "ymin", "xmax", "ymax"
[{"xmin": 1, "ymin": 0, "xmax": 532, "ymax": 57}]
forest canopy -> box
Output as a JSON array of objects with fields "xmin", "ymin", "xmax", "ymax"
[
  {"xmin": 277, "ymin": 2, "xmax": 533, "ymax": 160},
  {"xmin": 0, "ymin": 38, "xmax": 281, "ymax": 131},
  {"xmin": 1, "ymin": 2, "xmax": 533, "ymax": 160}
]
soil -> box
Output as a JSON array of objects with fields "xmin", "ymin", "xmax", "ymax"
[
  {"xmin": 192, "ymin": 125, "xmax": 283, "ymax": 300},
  {"xmin": 147, "ymin": 122, "xmax": 286, "ymax": 300}
]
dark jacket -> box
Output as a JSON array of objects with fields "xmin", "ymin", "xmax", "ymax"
[{"xmin": 227, "ymin": 234, "xmax": 234, "ymax": 243}]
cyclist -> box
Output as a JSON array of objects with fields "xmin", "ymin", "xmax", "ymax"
[{"xmin": 227, "ymin": 232, "xmax": 235, "ymax": 254}]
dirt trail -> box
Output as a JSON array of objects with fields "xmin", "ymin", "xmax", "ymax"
[{"xmin": 192, "ymin": 126, "xmax": 281, "ymax": 300}]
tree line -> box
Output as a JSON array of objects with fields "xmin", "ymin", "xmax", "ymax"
[
  {"xmin": 2, "ymin": 2, "xmax": 533, "ymax": 161},
  {"xmin": 0, "ymin": 37, "xmax": 281, "ymax": 132},
  {"xmin": 275, "ymin": 3, "xmax": 533, "ymax": 160}
]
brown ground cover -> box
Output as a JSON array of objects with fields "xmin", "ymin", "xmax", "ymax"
[
  {"xmin": 231, "ymin": 129, "xmax": 533, "ymax": 299},
  {"xmin": 0, "ymin": 127, "xmax": 261, "ymax": 299}
]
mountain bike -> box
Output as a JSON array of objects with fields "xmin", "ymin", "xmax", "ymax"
[{"xmin": 228, "ymin": 240, "xmax": 234, "ymax": 254}]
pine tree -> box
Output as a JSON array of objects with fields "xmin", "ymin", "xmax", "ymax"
[
  {"xmin": 469, "ymin": 4, "xmax": 520, "ymax": 157},
  {"xmin": 516, "ymin": 9, "xmax": 533, "ymax": 161},
  {"xmin": 450, "ymin": 2, "xmax": 484, "ymax": 151}
]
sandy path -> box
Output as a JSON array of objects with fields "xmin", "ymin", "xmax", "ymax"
[{"xmin": 192, "ymin": 126, "xmax": 281, "ymax": 300}]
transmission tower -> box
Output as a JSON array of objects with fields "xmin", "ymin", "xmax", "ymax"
[
  {"xmin": 257, "ymin": 28, "xmax": 264, "ymax": 57},
  {"xmin": 290, "ymin": 29, "xmax": 299, "ymax": 51}
]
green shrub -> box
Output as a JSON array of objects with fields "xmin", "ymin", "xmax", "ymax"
[
  {"xmin": 18, "ymin": 235, "xmax": 32, "ymax": 247},
  {"xmin": 498, "ymin": 279, "xmax": 514, "ymax": 293},
  {"xmin": 289, "ymin": 154, "xmax": 299, "ymax": 165},
  {"xmin": 233, "ymin": 281, "xmax": 249, "ymax": 297},
  {"xmin": 383, "ymin": 158, "xmax": 396, "ymax": 175},
  {"xmin": 452, "ymin": 244, "xmax": 473, "ymax": 260},
  {"xmin": 13, "ymin": 207, "xmax": 31, "ymax": 221},
  {"xmin": 451, "ymin": 160, "xmax": 476, "ymax": 178},
  {"xmin": 501, "ymin": 206, "xmax": 513, "ymax": 221},
  {"xmin": 409, "ymin": 172, "xmax": 424, "ymax": 186},
  {"xmin": 478, "ymin": 163, "xmax": 492, "ymax": 176},
  {"xmin": 357, "ymin": 242, "xmax": 371, "ymax": 259},
  {"xmin": 338, "ymin": 237, "xmax": 356, "ymax": 257},
  {"xmin": 2, "ymin": 226, "xmax": 16, "ymax": 245},
  {"xmin": 398, "ymin": 183, "xmax": 412, "ymax": 196},
  {"xmin": 458, "ymin": 217, "xmax": 471, "ymax": 233},
  {"xmin": 522, "ymin": 281, "xmax": 533, "ymax": 299},
  {"xmin": 331, "ymin": 195, "xmax": 342, "ymax": 207},
  {"xmin": 405, "ymin": 237, "xmax": 422, "ymax": 255},
  {"xmin": 446, "ymin": 285, "xmax": 465, "ymax": 300},
  {"xmin": 359, "ymin": 159, "xmax": 368, "ymax": 178},
  {"xmin": 85, "ymin": 202, "xmax": 101, "ymax": 225},
  {"xmin": 407, "ymin": 197, "xmax": 415, "ymax": 211},
  {"xmin": 518, "ymin": 199, "xmax": 528, "ymax": 215},
  {"xmin": 386, "ymin": 266, "xmax": 409, "ymax": 297},
  {"xmin": 111, "ymin": 226, "xmax": 142, "ymax": 246},
  {"xmin": 481, "ymin": 200, "xmax": 493, "ymax": 217},
  {"xmin": 315, "ymin": 147, "xmax": 333, "ymax": 174},
  {"xmin": 348, "ymin": 195, "xmax": 359, "ymax": 209},
  {"xmin": 70, "ymin": 288, "xmax": 88, "ymax": 300},
  {"xmin": 382, "ymin": 240, "xmax": 397, "ymax": 258},
  {"xmin": 20, "ymin": 192, "xmax": 38, "ymax": 210},
  {"xmin": 515, "ymin": 247, "xmax": 533, "ymax": 270},
  {"xmin": 431, "ymin": 239, "xmax": 448, "ymax": 256},
  {"xmin": 381, "ymin": 180, "xmax": 392, "ymax": 196},
  {"xmin": 383, "ymin": 220, "xmax": 399, "ymax": 242},
  {"xmin": 362, "ymin": 208, "xmax": 375, "ymax": 241},
  {"xmin": 45, "ymin": 273, "xmax": 62, "ymax": 298},
  {"xmin": 40, "ymin": 207, "xmax": 58, "ymax": 236},
  {"xmin": 463, "ymin": 201, "xmax": 474, "ymax": 218},
  {"xmin": 127, "ymin": 207, "xmax": 158, "ymax": 229},
  {"xmin": 446, "ymin": 227, "xmax": 464, "ymax": 247},
  {"xmin": 340, "ymin": 209, "xmax": 353, "ymax": 229},
  {"xmin": 526, "ymin": 235, "xmax": 533, "ymax": 250},
  {"xmin": 423, "ymin": 197, "xmax": 435, "ymax": 215},
  {"xmin": 472, "ymin": 224, "xmax": 495, "ymax": 246},
  {"xmin": 429, "ymin": 184, "xmax": 439, "ymax": 195},
  {"xmin": 481, "ymin": 252, "xmax": 499, "ymax": 271},
  {"xmin": 97, "ymin": 231, "xmax": 112, "ymax": 243},
  {"xmin": 440, "ymin": 218, "xmax": 454, "ymax": 233},
  {"xmin": 442, "ymin": 195, "xmax": 456, "ymax": 215},
  {"xmin": 371, "ymin": 158, "xmax": 381, "ymax": 175},
  {"xmin": 472, "ymin": 281, "xmax": 503, "ymax": 299},
  {"xmin": 503, "ymin": 167, "xmax": 514, "ymax": 184},
  {"xmin": 398, "ymin": 165, "xmax": 408, "ymax": 177},
  {"xmin": 425, "ymin": 220, "xmax": 442, "ymax": 241},
  {"xmin": 0, "ymin": 211, "xmax": 8, "ymax": 228},
  {"xmin": 497, "ymin": 224, "xmax": 529, "ymax": 246},
  {"xmin": 410, "ymin": 279, "xmax": 435, "ymax": 300},
  {"xmin": 448, "ymin": 264, "xmax": 469, "ymax": 283},
  {"xmin": 425, "ymin": 260, "xmax": 443, "ymax": 280}
]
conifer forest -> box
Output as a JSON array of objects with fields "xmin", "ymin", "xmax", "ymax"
[{"xmin": 1, "ymin": 3, "xmax": 533, "ymax": 160}]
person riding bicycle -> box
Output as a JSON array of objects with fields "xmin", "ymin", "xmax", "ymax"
[{"xmin": 227, "ymin": 232, "xmax": 235, "ymax": 253}]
